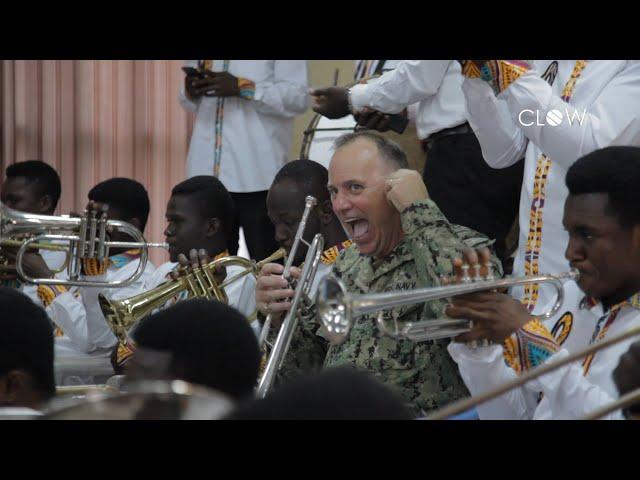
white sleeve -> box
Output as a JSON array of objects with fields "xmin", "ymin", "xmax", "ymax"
[
  {"xmin": 502, "ymin": 61, "xmax": 640, "ymax": 169},
  {"xmin": 447, "ymin": 342, "xmax": 539, "ymax": 420},
  {"xmin": 80, "ymin": 268, "xmax": 151, "ymax": 351},
  {"xmin": 462, "ymin": 77, "xmax": 528, "ymax": 168},
  {"xmin": 227, "ymin": 272, "xmax": 256, "ymax": 319},
  {"xmin": 349, "ymin": 60, "xmax": 451, "ymax": 114},
  {"xmin": 528, "ymin": 349, "xmax": 622, "ymax": 420},
  {"xmin": 178, "ymin": 60, "xmax": 200, "ymax": 114},
  {"xmin": 47, "ymin": 291, "xmax": 92, "ymax": 353},
  {"xmin": 250, "ymin": 60, "xmax": 309, "ymax": 117}
]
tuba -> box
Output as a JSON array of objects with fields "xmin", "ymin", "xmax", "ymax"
[{"xmin": 99, "ymin": 248, "xmax": 286, "ymax": 345}]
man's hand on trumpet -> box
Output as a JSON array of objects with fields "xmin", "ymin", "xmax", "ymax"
[
  {"xmin": 0, "ymin": 240, "xmax": 54, "ymax": 281},
  {"xmin": 255, "ymin": 262, "xmax": 300, "ymax": 329},
  {"xmin": 444, "ymin": 247, "xmax": 533, "ymax": 344},
  {"xmin": 170, "ymin": 248, "xmax": 227, "ymax": 286}
]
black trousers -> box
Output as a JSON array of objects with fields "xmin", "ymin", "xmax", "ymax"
[
  {"xmin": 229, "ymin": 191, "xmax": 279, "ymax": 261},
  {"xmin": 423, "ymin": 130, "xmax": 524, "ymax": 264}
]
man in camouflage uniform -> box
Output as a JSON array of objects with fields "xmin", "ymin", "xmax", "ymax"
[{"xmin": 257, "ymin": 130, "xmax": 502, "ymax": 415}]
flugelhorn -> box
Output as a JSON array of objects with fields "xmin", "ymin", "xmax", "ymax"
[
  {"xmin": 0, "ymin": 202, "xmax": 167, "ymax": 287},
  {"xmin": 99, "ymin": 247, "xmax": 286, "ymax": 345},
  {"xmin": 317, "ymin": 267, "xmax": 579, "ymax": 344},
  {"xmin": 0, "ymin": 238, "xmax": 70, "ymax": 274},
  {"xmin": 428, "ymin": 323, "xmax": 640, "ymax": 420}
]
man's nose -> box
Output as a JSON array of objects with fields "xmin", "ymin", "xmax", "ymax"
[
  {"xmin": 332, "ymin": 191, "xmax": 352, "ymax": 212},
  {"xmin": 565, "ymin": 238, "xmax": 584, "ymax": 263}
]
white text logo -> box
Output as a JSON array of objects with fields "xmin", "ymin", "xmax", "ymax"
[{"xmin": 518, "ymin": 108, "xmax": 588, "ymax": 127}]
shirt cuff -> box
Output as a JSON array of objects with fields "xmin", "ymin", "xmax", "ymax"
[
  {"xmin": 116, "ymin": 341, "xmax": 137, "ymax": 368},
  {"xmin": 461, "ymin": 60, "xmax": 532, "ymax": 96},
  {"xmin": 506, "ymin": 319, "xmax": 560, "ymax": 373},
  {"xmin": 348, "ymin": 83, "xmax": 371, "ymax": 113},
  {"xmin": 400, "ymin": 198, "xmax": 447, "ymax": 235},
  {"xmin": 237, "ymin": 77, "xmax": 256, "ymax": 100},
  {"xmin": 82, "ymin": 258, "xmax": 109, "ymax": 276},
  {"xmin": 37, "ymin": 284, "xmax": 69, "ymax": 308}
]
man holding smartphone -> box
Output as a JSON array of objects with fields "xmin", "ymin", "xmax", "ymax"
[
  {"xmin": 312, "ymin": 60, "xmax": 524, "ymax": 265},
  {"xmin": 180, "ymin": 60, "xmax": 309, "ymax": 260}
]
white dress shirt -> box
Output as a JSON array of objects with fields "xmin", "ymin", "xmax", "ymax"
[
  {"xmin": 47, "ymin": 257, "xmax": 156, "ymax": 357},
  {"xmin": 349, "ymin": 60, "xmax": 467, "ymax": 140},
  {"xmin": 180, "ymin": 60, "xmax": 309, "ymax": 193},
  {"xmin": 463, "ymin": 60, "xmax": 640, "ymax": 311},
  {"xmin": 448, "ymin": 280, "xmax": 640, "ymax": 420}
]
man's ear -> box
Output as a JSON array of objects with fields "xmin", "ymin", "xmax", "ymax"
[
  {"xmin": 204, "ymin": 218, "xmax": 222, "ymax": 238},
  {"xmin": 38, "ymin": 195, "xmax": 55, "ymax": 215},
  {"xmin": 318, "ymin": 199, "xmax": 334, "ymax": 225}
]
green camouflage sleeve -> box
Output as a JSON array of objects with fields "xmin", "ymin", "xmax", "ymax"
[
  {"xmin": 268, "ymin": 302, "xmax": 328, "ymax": 385},
  {"xmin": 401, "ymin": 199, "xmax": 503, "ymax": 319}
]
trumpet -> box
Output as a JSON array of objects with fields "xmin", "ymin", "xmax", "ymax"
[
  {"xmin": 0, "ymin": 238, "xmax": 70, "ymax": 274},
  {"xmin": 257, "ymin": 196, "xmax": 317, "ymax": 348},
  {"xmin": 1, "ymin": 202, "xmax": 167, "ymax": 287},
  {"xmin": 316, "ymin": 268, "xmax": 579, "ymax": 344},
  {"xmin": 256, "ymin": 233, "xmax": 324, "ymax": 398},
  {"xmin": 99, "ymin": 248, "xmax": 286, "ymax": 345},
  {"xmin": 428, "ymin": 323, "xmax": 640, "ymax": 420},
  {"xmin": 256, "ymin": 195, "xmax": 323, "ymax": 398}
]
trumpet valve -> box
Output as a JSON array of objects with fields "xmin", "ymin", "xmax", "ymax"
[
  {"xmin": 484, "ymin": 261, "xmax": 495, "ymax": 281},
  {"xmin": 460, "ymin": 264, "xmax": 472, "ymax": 283}
]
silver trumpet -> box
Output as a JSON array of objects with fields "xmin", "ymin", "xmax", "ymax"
[
  {"xmin": 0, "ymin": 202, "xmax": 167, "ymax": 287},
  {"xmin": 257, "ymin": 196, "xmax": 317, "ymax": 348},
  {"xmin": 316, "ymin": 266, "xmax": 580, "ymax": 344},
  {"xmin": 256, "ymin": 195, "xmax": 324, "ymax": 398}
]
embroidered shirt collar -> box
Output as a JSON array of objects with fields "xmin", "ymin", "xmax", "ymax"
[
  {"xmin": 579, "ymin": 292, "xmax": 640, "ymax": 314},
  {"xmin": 320, "ymin": 240, "xmax": 353, "ymax": 265},
  {"xmin": 109, "ymin": 249, "xmax": 142, "ymax": 269}
]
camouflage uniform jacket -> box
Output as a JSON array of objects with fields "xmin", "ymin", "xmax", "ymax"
[{"xmin": 281, "ymin": 199, "xmax": 503, "ymax": 414}]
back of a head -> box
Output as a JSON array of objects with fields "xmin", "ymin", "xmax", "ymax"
[
  {"xmin": 171, "ymin": 176, "xmax": 236, "ymax": 253},
  {"xmin": 0, "ymin": 287, "xmax": 55, "ymax": 403},
  {"xmin": 5, "ymin": 160, "xmax": 62, "ymax": 212},
  {"xmin": 566, "ymin": 146, "xmax": 640, "ymax": 227},
  {"xmin": 272, "ymin": 159, "xmax": 330, "ymax": 202},
  {"xmin": 226, "ymin": 367, "xmax": 413, "ymax": 420},
  {"xmin": 133, "ymin": 299, "xmax": 260, "ymax": 400},
  {"xmin": 88, "ymin": 177, "xmax": 150, "ymax": 231},
  {"xmin": 332, "ymin": 130, "xmax": 409, "ymax": 171}
]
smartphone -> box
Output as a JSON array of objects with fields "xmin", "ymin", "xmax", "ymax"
[
  {"xmin": 182, "ymin": 66, "xmax": 205, "ymax": 79},
  {"xmin": 387, "ymin": 113, "xmax": 409, "ymax": 134}
]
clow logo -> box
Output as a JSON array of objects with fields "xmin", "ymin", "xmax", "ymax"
[{"xmin": 518, "ymin": 108, "xmax": 588, "ymax": 127}]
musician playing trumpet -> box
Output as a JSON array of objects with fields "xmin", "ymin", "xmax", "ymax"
[
  {"xmin": 112, "ymin": 176, "xmax": 258, "ymax": 371},
  {"xmin": 256, "ymin": 131, "xmax": 501, "ymax": 415},
  {"xmin": 256, "ymin": 160, "xmax": 352, "ymax": 379},
  {"xmin": 30, "ymin": 178, "xmax": 157, "ymax": 381},
  {"xmin": 0, "ymin": 160, "xmax": 66, "ymax": 288},
  {"xmin": 447, "ymin": 147, "xmax": 640, "ymax": 420}
]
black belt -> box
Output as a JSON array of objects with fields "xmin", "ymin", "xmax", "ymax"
[{"xmin": 422, "ymin": 122, "xmax": 472, "ymax": 151}]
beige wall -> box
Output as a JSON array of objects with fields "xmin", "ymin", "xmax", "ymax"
[{"xmin": 289, "ymin": 60, "xmax": 355, "ymax": 159}]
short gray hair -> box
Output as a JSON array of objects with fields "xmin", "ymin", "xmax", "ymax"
[{"xmin": 333, "ymin": 130, "xmax": 409, "ymax": 170}]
